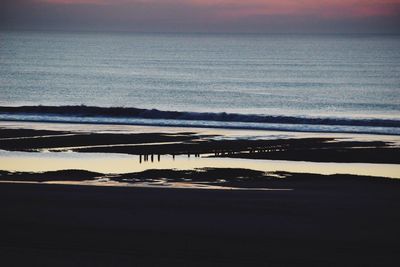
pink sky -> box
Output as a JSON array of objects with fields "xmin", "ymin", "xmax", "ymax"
[
  {"xmin": 3, "ymin": 0, "xmax": 400, "ymax": 32},
  {"xmin": 38, "ymin": 0, "xmax": 400, "ymax": 17}
]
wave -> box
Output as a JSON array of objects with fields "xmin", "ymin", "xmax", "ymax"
[{"xmin": 0, "ymin": 105, "xmax": 399, "ymax": 135}]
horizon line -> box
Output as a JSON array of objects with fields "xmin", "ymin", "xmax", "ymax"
[{"xmin": 1, "ymin": 27, "xmax": 400, "ymax": 36}]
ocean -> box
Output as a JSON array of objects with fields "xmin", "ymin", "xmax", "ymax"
[{"xmin": 0, "ymin": 31, "xmax": 399, "ymax": 134}]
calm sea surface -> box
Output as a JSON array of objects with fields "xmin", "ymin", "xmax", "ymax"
[{"xmin": 0, "ymin": 31, "xmax": 399, "ymax": 133}]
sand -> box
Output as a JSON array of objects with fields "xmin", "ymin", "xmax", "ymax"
[
  {"xmin": 1, "ymin": 128, "xmax": 399, "ymax": 164},
  {"xmin": 0, "ymin": 180, "xmax": 399, "ymax": 266},
  {"xmin": 1, "ymin": 125, "xmax": 400, "ymax": 266}
]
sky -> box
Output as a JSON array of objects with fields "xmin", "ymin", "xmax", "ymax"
[{"xmin": 1, "ymin": 0, "xmax": 400, "ymax": 33}]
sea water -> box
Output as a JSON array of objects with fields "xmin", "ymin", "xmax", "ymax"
[{"xmin": 0, "ymin": 31, "xmax": 399, "ymax": 134}]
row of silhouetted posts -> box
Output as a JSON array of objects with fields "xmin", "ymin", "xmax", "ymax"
[
  {"xmin": 138, "ymin": 146, "xmax": 280, "ymax": 163},
  {"xmin": 139, "ymin": 154, "xmax": 162, "ymax": 163},
  {"xmin": 139, "ymin": 153, "xmax": 199, "ymax": 163}
]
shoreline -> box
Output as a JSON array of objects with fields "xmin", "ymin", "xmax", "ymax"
[
  {"xmin": 1, "ymin": 121, "xmax": 400, "ymax": 266},
  {"xmin": 3, "ymin": 120, "xmax": 400, "ymax": 141},
  {"xmin": 1, "ymin": 125, "xmax": 399, "ymax": 163},
  {"xmin": 1, "ymin": 122, "xmax": 400, "ymax": 180},
  {"xmin": 1, "ymin": 117, "xmax": 400, "ymax": 136}
]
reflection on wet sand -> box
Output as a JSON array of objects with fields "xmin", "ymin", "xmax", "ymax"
[
  {"xmin": 1, "ymin": 121, "xmax": 400, "ymax": 190},
  {"xmin": 0, "ymin": 168, "xmax": 296, "ymax": 190},
  {"xmin": 42, "ymin": 180, "xmax": 291, "ymax": 191},
  {"xmin": 1, "ymin": 150, "xmax": 399, "ymax": 179}
]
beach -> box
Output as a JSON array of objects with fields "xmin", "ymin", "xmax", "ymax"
[
  {"xmin": 1, "ymin": 179, "xmax": 399, "ymax": 266},
  {"xmin": 0, "ymin": 121, "xmax": 400, "ymax": 266},
  {"xmin": 1, "ymin": 30, "xmax": 399, "ymax": 266}
]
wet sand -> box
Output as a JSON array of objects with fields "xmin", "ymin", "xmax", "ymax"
[
  {"xmin": 0, "ymin": 168, "xmax": 398, "ymax": 189},
  {"xmin": 0, "ymin": 178, "xmax": 399, "ymax": 266},
  {"xmin": 1, "ymin": 128, "xmax": 399, "ymax": 164},
  {"xmin": 1, "ymin": 124, "xmax": 400, "ymax": 266}
]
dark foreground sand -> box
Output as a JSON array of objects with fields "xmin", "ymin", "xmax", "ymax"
[{"xmin": 1, "ymin": 177, "xmax": 400, "ymax": 266}]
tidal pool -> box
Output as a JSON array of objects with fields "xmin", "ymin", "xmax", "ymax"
[{"xmin": 1, "ymin": 150, "xmax": 399, "ymax": 179}]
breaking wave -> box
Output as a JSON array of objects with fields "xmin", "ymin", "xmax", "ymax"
[{"xmin": 0, "ymin": 105, "xmax": 399, "ymax": 135}]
